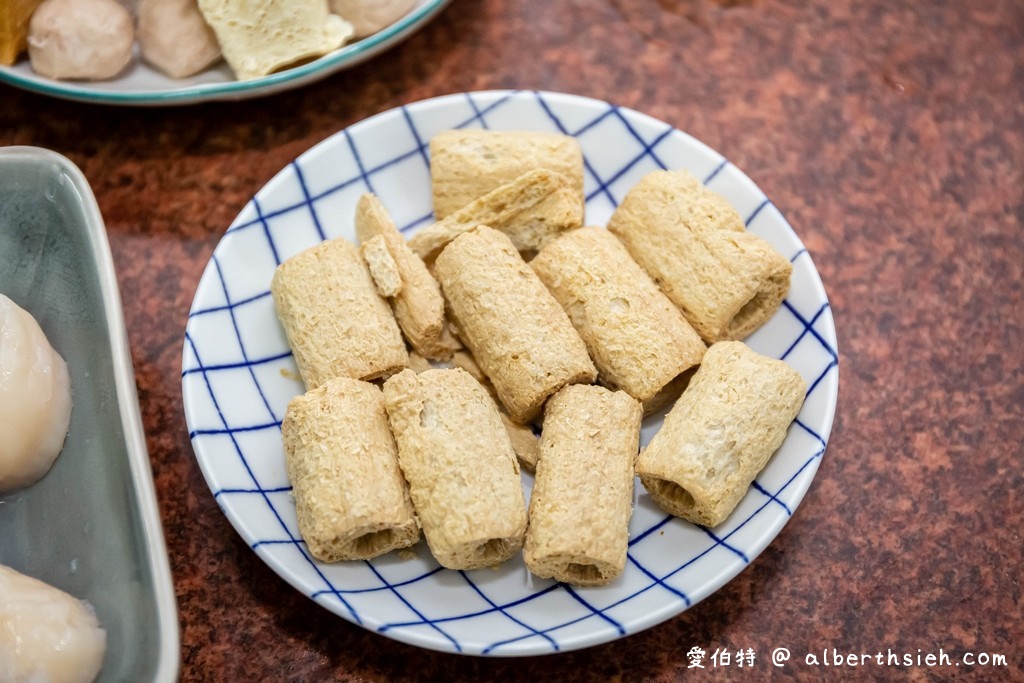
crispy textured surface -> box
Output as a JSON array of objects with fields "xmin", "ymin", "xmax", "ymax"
[
  {"xmin": 429, "ymin": 129, "xmax": 584, "ymax": 220},
  {"xmin": 636, "ymin": 341, "xmax": 806, "ymax": 527},
  {"xmin": 0, "ymin": 0, "xmax": 42, "ymax": 65},
  {"xmin": 524, "ymin": 384, "xmax": 641, "ymax": 586},
  {"xmin": 433, "ymin": 225, "xmax": 597, "ymax": 423},
  {"xmin": 271, "ymin": 237, "xmax": 408, "ymax": 388},
  {"xmin": 360, "ymin": 234, "xmax": 402, "ymax": 298},
  {"xmin": 408, "ymin": 169, "xmax": 584, "ymax": 263},
  {"xmin": 531, "ymin": 226, "xmax": 706, "ymax": 409},
  {"xmin": 457, "ymin": 349, "xmax": 541, "ymax": 471},
  {"xmin": 607, "ymin": 170, "xmax": 792, "ymax": 343},
  {"xmin": 355, "ymin": 193, "xmax": 460, "ymax": 359},
  {"xmin": 616, "ymin": 169, "xmax": 746, "ymax": 233},
  {"xmin": 281, "ymin": 378, "xmax": 419, "ymax": 562},
  {"xmin": 409, "ymin": 346, "xmax": 540, "ymax": 471},
  {"xmin": 197, "ymin": 0, "xmax": 353, "ymax": 80},
  {"xmin": 382, "ymin": 368, "xmax": 527, "ymax": 570}
]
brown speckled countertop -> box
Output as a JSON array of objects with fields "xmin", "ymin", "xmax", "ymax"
[{"xmin": 2, "ymin": 0, "xmax": 1022, "ymax": 680}]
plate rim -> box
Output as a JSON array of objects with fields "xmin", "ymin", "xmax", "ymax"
[{"xmin": 182, "ymin": 89, "xmax": 840, "ymax": 656}]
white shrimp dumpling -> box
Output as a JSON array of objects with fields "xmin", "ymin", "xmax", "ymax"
[
  {"xmin": 0, "ymin": 565, "xmax": 106, "ymax": 683},
  {"xmin": 0, "ymin": 293, "xmax": 72, "ymax": 493}
]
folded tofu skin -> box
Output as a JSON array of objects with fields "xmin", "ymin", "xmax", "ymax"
[{"xmin": 197, "ymin": 0, "xmax": 353, "ymax": 80}]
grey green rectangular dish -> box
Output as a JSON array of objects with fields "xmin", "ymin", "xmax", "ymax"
[{"xmin": 0, "ymin": 147, "xmax": 178, "ymax": 682}]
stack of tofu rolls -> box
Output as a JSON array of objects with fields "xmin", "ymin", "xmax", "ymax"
[{"xmin": 271, "ymin": 129, "xmax": 806, "ymax": 587}]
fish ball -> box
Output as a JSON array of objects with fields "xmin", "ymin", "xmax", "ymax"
[{"xmin": 27, "ymin": 0, "xmax": 134, "ymax": 81}]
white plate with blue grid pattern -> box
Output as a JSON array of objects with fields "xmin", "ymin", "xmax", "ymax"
[{"xmin": 182, "ymin": 90, "xmax": 839, "ymax": 656}]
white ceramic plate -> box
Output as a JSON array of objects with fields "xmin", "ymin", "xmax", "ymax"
[
  {"xmin": 0, "ymin": 0, "xmax": 450, "ymax": 106},
  {"xmin": 182, "ymin": 90, "xmax": 839, "ymax": 656}
]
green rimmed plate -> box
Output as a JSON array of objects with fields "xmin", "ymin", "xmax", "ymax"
[{"xmin": 0, "ymin": 0, "xmax": 450, "ymax": 106}]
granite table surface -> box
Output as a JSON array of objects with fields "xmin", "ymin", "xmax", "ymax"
[{"xmin": 1, "ymin": 0, "xmax": 1021, "ymax": 680}]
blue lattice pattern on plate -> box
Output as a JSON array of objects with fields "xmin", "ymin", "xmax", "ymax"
[{"xmin": 182, "ymin": 90, "xmax": 839, "ymax": 656}]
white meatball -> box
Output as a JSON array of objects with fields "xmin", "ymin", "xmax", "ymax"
[
  {"xmin": 138, "ymin": 0, "xmax": 222, "ymax": 79},
  {"xmin": 0, "ymin": 565, "xmax": 106, "ymax": 683},
  {"xmin": 0, "ymin": 293, "xmax": 72, "ymax": 493},
  {"xmin": 27, "ymin": 0, "xmax": 135, "ymax": 81},
  {"xmin": 329, "ymin": 0, "xmax": 416, "ymax": 38}
]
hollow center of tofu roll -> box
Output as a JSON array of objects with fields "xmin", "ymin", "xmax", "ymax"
[
  {"xmin": 564, "ymin": 562, "xmax": 604, "ymax": 584},
  {"xmin": 729, "ymin": 292, "xmax": 771, "ymax": 335},
  {"xmin": 472, "ymin": 538, "xmax": 517, "ymax": 564},
  {"xmin": 349, "ymin": 529, "xmax": 401, "ymax": 557},
  {"xmin": 645, "ymin": 478, "xmax": 697, "ymax": 513},
  {"xmin": 727, "ymin": 271, "xmax": 790, "ymax": 338}
]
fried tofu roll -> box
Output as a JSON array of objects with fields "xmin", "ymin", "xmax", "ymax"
[
  {"xmin": 282, "ymin": 378, "xmax": 420, "ymax": 562},
  {"xmin": 636, "ymin": 341, "xmax": 806, "ymax": 527},
  {"xmin": 531, "ymin": 226, "xmax": 706, "ymax": 412},
  {"xmin": 409, "ymin": 169, "xmax": 584, "ymax": 264},
  {"xmin": 607, "ymin": 170, "xmax": 792, "ymax": 344},
  {"xmin": 524, "ymin": 385, "xmax": 641, "ymax": 586},
  {"xmin": 433, "ymin": 226, "xmax": 597, "ymax": 423},
  {"xmin": 355, "ymin": 193, "xmax": 461, "ymax": 360},
  {"xmin": 429, "ymin": 129, "xmax": 584, "ymax": 220},
  {"xmin": 405, "ymin": 347, "xmax": 541, "ymax": 472},
  {"xmin": 271, "ymin": 237, "xmax": 408, "ymax": 389},
  {"xmin": 382, "ymin": 368, "xmax": 527, "ymax": 570}
]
